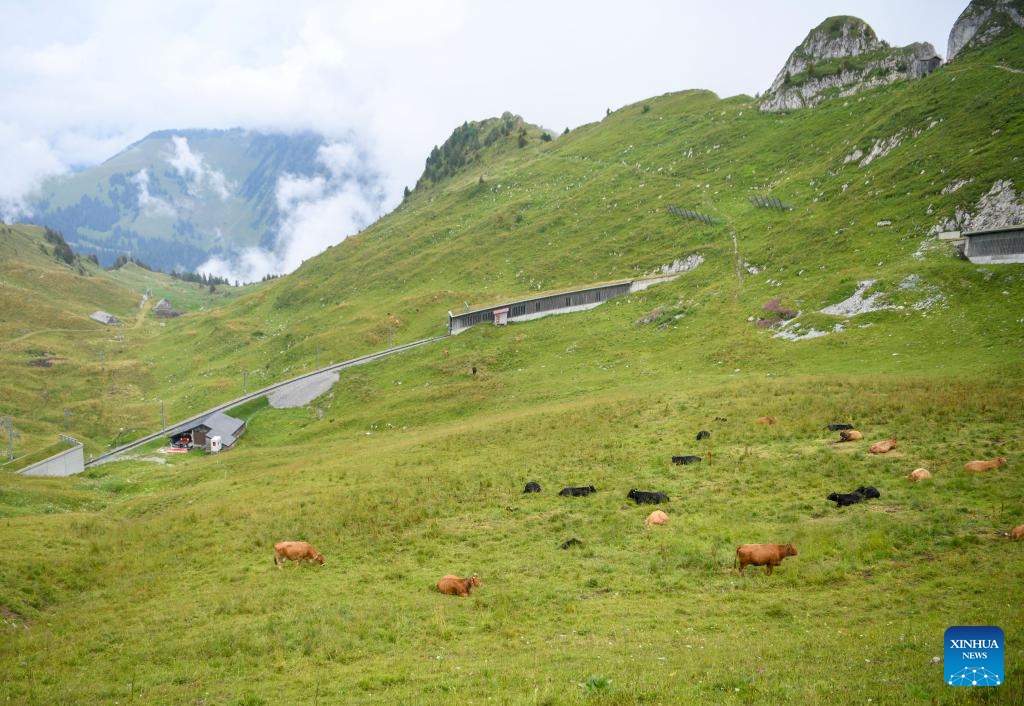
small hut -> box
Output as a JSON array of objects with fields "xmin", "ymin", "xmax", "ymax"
[{"xmin": 90, "ymin": 311, "xmax": 121, "ymax": 326}]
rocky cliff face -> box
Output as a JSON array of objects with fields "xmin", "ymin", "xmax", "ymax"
[
  {"xmin": 759, "ymin": 16, "xmax": 941, "ymax": 113},
  {"xmin": 947, "ymin": 0, "xmax": 1024, "ymax": 62}
]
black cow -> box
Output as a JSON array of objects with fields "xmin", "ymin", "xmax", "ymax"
[
  {"xmin": 825, "ymin": 423, "xmax": 855, "ymax": 431},
  {"xmin": 827, "ymin": 491, "xmax": 864, "ymax": 507},
  {"xmin": 559, "ymin": 538, "xmax": 583, "ymax": 550},
  {"xmin": 523, "ymin": 481, "xmax": 542, "ymax": 493},
  {"xmin": 559, "ymin": 485, "xmax": 596, "ymax": 497},
  {"xmin": 855, "ymin": 485, "xmax": 881, "ymax": 499},
  {"xmin": 696, "ymin": 430, "xmax": 711, "ymax": 440},
  {"xmin": 671, "ymin": 455, "xmax": 702, "ymax": 465},
  {"xmin": 628, "ymin": 489, "xmax": 669, "ymax": 504}
]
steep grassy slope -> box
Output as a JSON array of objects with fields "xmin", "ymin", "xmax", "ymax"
[
  {"xmin": 1, "ymin": 30, "xmax": 1023, "ymax": 705},
  {"xmin": 0, "ymin": 226, "xmax": 260, "ymax": 464},
  {"xmin": 108, "ymin": 31, "xmax": 1024, "ymax": 425}
]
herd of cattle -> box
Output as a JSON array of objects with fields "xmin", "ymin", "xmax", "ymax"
[{"xmin": 272, "ymin": 421, "xmax": 1017, "ymax": 591}]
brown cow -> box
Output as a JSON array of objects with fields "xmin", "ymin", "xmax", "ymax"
[
  {"xmin": 838, "ymin": 430, "xmax": 863, "ymax": 442},
  {"xmin": 1010, "ymin": 524, "xmax": 1024, "ymax": 540},
  {"xmin": 734, "ymin": 543, "xmax": 798, "ymax": 576},
  {"xmin": 756, "ymin": 416, "xmax": 777, "ymax": 425},
  {"xmin": 273, "ymin": 541, "xmax": 325, "ymax": 569},
  {"xmin": 907, "ymin": 468, "xmax": 932, "ymax": 482},
  {"xmin": 645, "ymin": 510, "xmax": 669, "ymax": 526},
  {"xmin": 964, "ymin": 456, "xmax": 1007, "ymax": 473},
  {"xmin": 437, "ymin": 574, "xmax": 481, "ymax": 597},
  {"xmin": 869, "ymin": 437, "xmax": 897, "ymax": 454}
]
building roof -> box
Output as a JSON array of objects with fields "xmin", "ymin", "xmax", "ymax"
[
  {"xmin": 168, "ymin": 411, "xmax": 246, "ymax": 447},
  {"xmin": 90, "ymin": 311, "xmax": 120, "ymax": 325},
  {"xmin": 154, "ymin": 298, "xmax": 172, "ymax": 310}
]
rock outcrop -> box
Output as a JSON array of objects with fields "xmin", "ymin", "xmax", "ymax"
[
  {"xmin": 759, "ymin": 16, "xmax": 941, "ymax": 113},
  {"xmin": 948, "ymin": 0, "xmax": 1024, "ymax": 62}
]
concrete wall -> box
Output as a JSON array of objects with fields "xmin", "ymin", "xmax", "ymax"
[{"xmin": 17, "ymin": 442, "xmax": 85, "ymax": 477}]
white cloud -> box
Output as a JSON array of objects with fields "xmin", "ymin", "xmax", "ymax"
[
  {"xmin": 0, "ymin": 1, "xmax": 970, "ymax": 254},
  {"xmin": 132, "ymin": 169, "xmax": 177, "ymax": 218},
  {"xmin": 167, "ymin": 136, "xmax": 232, "ymax": 200},
  {"xmin": 197, "ymin": 141, "xmax": 383, "ymax": 282}
]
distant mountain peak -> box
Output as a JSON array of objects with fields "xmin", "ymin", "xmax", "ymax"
[
  {"xmin": 759, "ymin": 16, "xmax": 940, "ymax": 112},
  {"xmin": 948, "ymin": 0, "xmax": 1024, "ymax": 62}
]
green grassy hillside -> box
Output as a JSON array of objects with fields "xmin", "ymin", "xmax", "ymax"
[
  {"xmin": 1, "ymin": 29, "xmax": 1023, "ymax": 705},
  {"xmin": 0, "ymin": 226, "xmax": 260, "ymax": 463}
]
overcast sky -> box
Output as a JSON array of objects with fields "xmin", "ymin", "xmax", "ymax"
[{"xmin": 0, "ymin": 0, "xmax": 971, "ymax": 277}]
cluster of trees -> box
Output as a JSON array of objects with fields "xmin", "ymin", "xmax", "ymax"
[
  {"xmin": 43, "ymin": 227, "xmax": 75, "ymax": 265},
  {"xmin": 110, "ymin": 254, "xmax": 154, "ymax": 270},
  {"xmin": 170, "ymin": 269, "xmax": 231, "ymax": 287},
  {"xmin": 417, "ymin": 113, "xmax": 530, "ymax": 189}
]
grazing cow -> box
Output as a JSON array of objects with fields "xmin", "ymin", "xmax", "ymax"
[
  {"xmin": 963, "ymin": 456, "xmax": 1007, "ymax": 473},
  {"xmin": 827, "ymin": 491, "xmax": 864, "ymax": 507},
  {"xmin": 671, "ymin": 455, "xmax": 702, "ymax": 465},
  {"xmin": 273, "ymin": 541, "xmax": 325, "ymax": 569},
  {"xmin": 696, "ymin": 430, "xmax": 711, "ymax": 441},
  {"xmin": 756, "ymin": 416, "xmax": 777, "ymax": 425},
  {"xmin": 908, "ymin": 468, "xmax": 932, "ymax": 481},
  {"xmin": 628, "ymin": 489, "xmax": 669, "ymax": 504},
  {"xmin": 559, "ymin": 485, "xmax": 596, "ymax": 497},
  {"xmin": 1010, "ymin": 524, "xmax": 1024, "ymax": 540},
  {"xmin": 826, "ymin": 423, "xmax": 855, "ymax": 431},
  {"xmin": 437, "ymin": 574, "xmax": 481, "ymax": 597},
  {"xmin": 734, "ymin": 543, "xmax": 798, "ymax": 576},
  {"xmin": 559, "ymin": 537, "xmax": 583, "ymax": 549},
  {"xmin": 645, "ymin": 510, "xmax": 669, "ymax": 525},
  {"xmin": 523, "ymin": 481, "xmax": 542, "ymax": 493},
  {"xmin": 855, "ymin": 485, "xmax": 881, "ymax": 499},
  {"xmin": 839, "ymin": 430, "xmax": 864, "ymax": 442},
  {"xmin": 869, "ymin": 437, "xmax": 897, "ymax": 454}
]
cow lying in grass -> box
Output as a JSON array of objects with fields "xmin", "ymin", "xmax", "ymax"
[
  {"xmin": 856, "ymin": 485, "xmax": 881, "ymax": 499},
  {"xmin": 437, "ymin": 574, "xmax": 481, "ymax": 596},
  {"xmin": 559, "ymin": 485, "xmax": 596, "ymax": 496},
  {"xmin": 734, "ymin": 543, "xmax": 798, "ymax": 576},
  {"xmin": 628, "ymin": 489, "xmax": 669, "ymax": 504},
  {"xmin": 908, "ymin": 468, "xmax": 932, "ymax": 481},
  {"xmin": 869, "ymin": 437, "xmax": 897, "ymax": 454},
  {"xmin": 523, "ymin": 481, "xmax": 542, "ymax": 493},
  {"xmin": 964, "ymin": 456, "xmax": 1007, "ymax": 473},
  {"xmin": 827, "ymin": 485, "xmax": 880, "ymax": 507},
  {"xmin": 273, "ymin": 541, "xmax": 325, "ymax": 569},
  {"xmin": 838, "ymin": 430, "xmax": 863, "ymax": 442},
  {"xmin": 828, "ymin": 491, "xmax": 865, "ymax": 507},
  {"xmin": 671, "ymin": 455, "xmax": 702, "ymax": 465}
]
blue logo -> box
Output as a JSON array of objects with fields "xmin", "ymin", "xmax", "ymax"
[{"xmin": 945, "ymin": 626, "xmax": 1004, "ymax": 686}]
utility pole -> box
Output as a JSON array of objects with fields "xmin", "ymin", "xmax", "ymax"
[
  {"xmin": 1, "ymin": 416, "xmax": 16, "ymax": 460},
  {"xmin": 315, "ymin": 345, "xmax": 320, "ymax": 370},
  {"xmin": 243, "ymin": 370, "xmax": 248, "ymax": 393},
  {"xmin": 161, "ymin": 400, "xmax": 166, "ymax": 430},
  {"xmin": 63, "ymin": 409, "xmax": 73, "ymax": 431}
]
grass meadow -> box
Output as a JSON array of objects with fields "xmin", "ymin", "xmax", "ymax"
[
  {"xmin": 2, "ymin": 302, "xmax": 1022, "ymax": 704},
  {"xmin": 2, "ymin": 32, "xmax": 1024, "ymax": 704}
]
